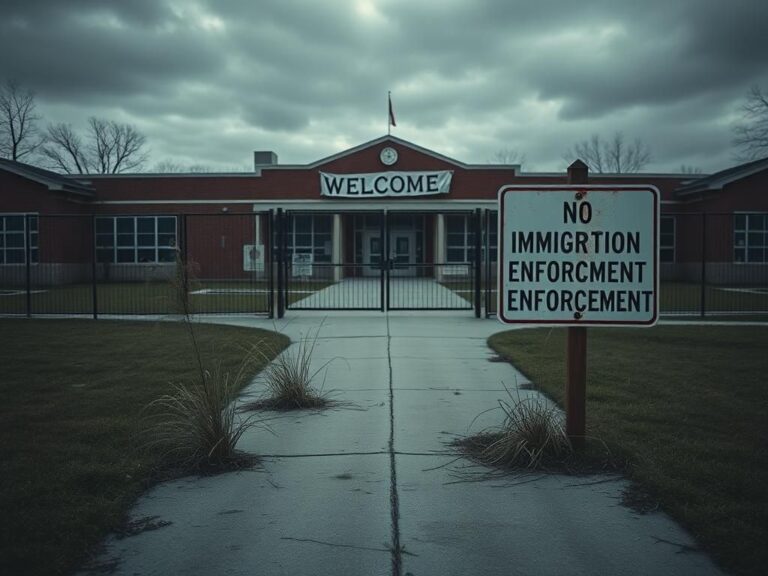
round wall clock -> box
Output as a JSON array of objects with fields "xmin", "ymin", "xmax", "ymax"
[{"xmin": 380, "ymin": 147, "xmax": 398, "ymax": 166}]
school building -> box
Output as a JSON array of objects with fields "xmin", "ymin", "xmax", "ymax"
[{"xmin": 1, "ymin": 135, "xmax": 767, "ymax": 317}]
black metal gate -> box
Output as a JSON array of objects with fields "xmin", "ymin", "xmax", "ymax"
[{"xmin": 276, "ymin": 209, "xmax": 482, "ymax": 316}]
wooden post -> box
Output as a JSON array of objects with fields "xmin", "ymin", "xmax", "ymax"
[{"xmin": 566, "ymin": 160, "xmax": 589, "ymax": 450}]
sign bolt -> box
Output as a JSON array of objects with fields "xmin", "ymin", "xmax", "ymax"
[{"xmin": 574, "ymin": 311, "xmax": 583, "ymax": 320}]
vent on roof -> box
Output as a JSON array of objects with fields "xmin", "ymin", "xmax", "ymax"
[{"xmin": 254, "ymin": 151, "xmax": 278, "ymax": 169}]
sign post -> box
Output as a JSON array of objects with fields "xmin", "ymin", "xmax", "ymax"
[{"xmin": 497, "ymin": 161, "xmax": 659, "ymax": 449}]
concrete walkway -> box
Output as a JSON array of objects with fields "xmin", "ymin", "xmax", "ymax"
[
  {"xmin": 80, "ymin": 313, "xmax": 725, "ymax": 576},
  {"xmin": 292, "ymin": 277, "xmax": 470, "ymax": 309}
]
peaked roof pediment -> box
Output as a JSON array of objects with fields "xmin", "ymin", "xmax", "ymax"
[
  {"xmin": 0, "ymin": 158, "xmax": 94, "ymax": 196},
  {"xmin": 266, "ymin": 135, "xmax": 520, "ymax": 172},
  {"xmin": 676, "ymin": 156, "xmax": 768, "ymax": 196}
]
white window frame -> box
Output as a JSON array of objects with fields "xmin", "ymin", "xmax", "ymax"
[
  {"xmin": 95, "ymin": 215, "xmax": 177, "ymax": 264},
  {"xmin": 286, "ymin": 214, "xmax": 332, "ymax": 263},
  {"xmin": 446, "ymin": 214, "xmax": 473, "ymax": 263},
  {"xmin": 0, "ymin": 213, "xmax": 39, "ymax": 266},
  {"xmin": 734, "ymin": 212, "xmax": 768, "ymax": 264},
  {"xmin": 660, "ymin": 216, "xmax": 675, "ymax": 263}
]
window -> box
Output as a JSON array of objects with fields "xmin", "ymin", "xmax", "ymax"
[
  {"xmin": 446, "ymin": 215, "xmax": 475, "ymax": 263},
  {"xmin": 0, "ymin": 214, "xmax": 38, "ymax": 265},
  {"xmin": 485, "ymin": 213, "xmax": 498, "ymax": 263},
  {"xmin": 735, "ymin": 213, "xmax": 767, "ymax": 263},
  {"xmin": 660, "ymin": 216, "xmax": 675, "ymax": 263},
  {"xmin": 96, "ymin": 216, "xmax": 177, "ymax": 264},
  {"xmin": 286, "ymin": 214, "xmax": 332, "ymax": 263}
]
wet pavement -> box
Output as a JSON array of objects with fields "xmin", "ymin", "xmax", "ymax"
[{"xmin": 79, "ymin": 312, "xmax": 725, "ymax": 576}]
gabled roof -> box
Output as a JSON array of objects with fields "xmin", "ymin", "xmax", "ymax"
[
  {"xmin": 276, "ymin": 134, "xmax": 520, "ymax": 171},
  {"xmin": 675, "ymin": 156, "xmax": 768, "ymax": 196},
  {"xmin": 0, "ymin": 158, "xmax": 94, "ymax": 197}
]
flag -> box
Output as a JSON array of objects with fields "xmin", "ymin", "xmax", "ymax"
[{"xmin": 388, "ymin": 92, "xmax": 396, "ymax": 128}]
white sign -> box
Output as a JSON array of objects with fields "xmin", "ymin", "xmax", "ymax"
[
  {"xmin": 292, "ymin": 253, "xmax": 313, "ymax": 276},
  {"xmin": 243, "ymin": 244, "xmax": 264, "ymax": 271},
  {"xmin": 320, "ymin": 171, "xmax": 452, "ymax": 198},
  {"xmin": 498, "ymin": 186, "xmax": 659, "ymax": 326}
]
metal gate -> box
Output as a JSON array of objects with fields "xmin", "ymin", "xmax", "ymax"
[{"xmin": 276, "ymin": 209, "xmax": 483, "ymax": 316}]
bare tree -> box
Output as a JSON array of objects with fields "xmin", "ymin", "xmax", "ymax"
[
  {"xmin": 151, "ymin": 160, "xmax": 214, "ymax": 173},
  {"xmin": 564, "ymin": 132, "xmax": 651, "ymax": 173},
  {"xmin": 733, "ymin": 85, "xmax": 768, "ymax": 160},
  {"xmin": 0, "ymin": 79, "xmax": 42, "ymax": 162},
  {"xmin": 490, "ymin": 147, "xmax": 526, "ymax": 167},
  {"xmin": 41, "ymin": 117, "xmax": 148, "ymax": 174},
  {"xmin": 679, "ymin": 164, "xmax": 703, "ymax": 175}
]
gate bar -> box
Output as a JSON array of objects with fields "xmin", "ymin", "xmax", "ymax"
[{"xmin": 474, "ymin": 208, "xmax": 482, "ymax": 318}]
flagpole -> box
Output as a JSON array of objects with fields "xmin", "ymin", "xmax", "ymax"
[{"xmin": 388, "ymin": 91, "xmax": 391, "ymax": 135}]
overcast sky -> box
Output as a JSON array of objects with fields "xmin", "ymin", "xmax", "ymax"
[{"xmin": 2, "ymin": 0, "xmax": 766, "ymax": 173}]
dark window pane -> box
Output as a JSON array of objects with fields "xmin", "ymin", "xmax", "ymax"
[
  {"xmin": 6, "ymin": 249, "xmax": 24, "ymax": 264},
  {"xmin": 660, "ymin": 248, "xmax": 674, "ymax": 263},
  {"xmin": 661, "ymin": 217, "xmax": 674, "ymax": 234},
  {"xmin": 6, "ymin": 233, "xmax": 23, "ymax": 248},
  {"xmin": 748, "ymin": 232, "xmax": 763, "ymax": 246},
  {"xmin": 294, "ymin": 215, "xmax": 311, "ymax": 233},
  {"xmin": 117, "ymin": 234, "xmax": 134, "ymax": 247},
  {"xmin": 137, "ymin": 249, "xmax": 155, "ymax": 262},
  {"xmin": 116, "ymin": 218, "xmax": 135, "ymax": 233},
  {"xmin": 735, "ymin": 232, "xmax": 745, "ymax": 247},
  {"xmin": 735, "ymin": 214, "xmax": 746, "ymax": 229},
  {"xmin": 0, "ymin": 235, "xmax": 4, "ymax": 248},
  {"xmin": 158, "ymin": 233, "xmax": 176, "ymax": 247},
  {"xmin": 6, "ymin": 217, "xmax": 23, "ymax": 231},
  {"xmin": 734, "ymin": 248, "xmax": 745, "ymax": 262},
  {"xmin": 137, "ymin": 233, "xmax": 154, "ymax": 247},
  {"xmin": 31, "ymin": 249, "xmax": 38, "ymax": 264},
  {"xmin": 294, "ymin": 233, "xmax": 312, "ymax": 247},
  {"xmin": 314, "ymin": 216, "xmax": 332, "ymax": 233},
  {"xmin": 447, "ymin": 248, "xmax": 464, "ymax": 262},
  {"xmin": 29, "ymin": 217, "xmax": 38, "ymax": 232},
  {"xmin": 137, "ymin": 218, "xmax": 155, "ymax": 233},
  {"xmin": 748, "ymin": 214, "xmax": 765, "ymax": 229},
  {"xmin": 446, "ymin": 216, "xmax": 465, "ymax": 234},
  {"xmin": 747, "ymin": 248, "xmax": 764, "ymax": 262},
  {"xmin": 158, "ymin": 217, "xmax": 176, "ymax": 233}
]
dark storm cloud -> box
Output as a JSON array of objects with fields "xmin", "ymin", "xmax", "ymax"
[{"xmin": 0, "ymin": 0, "xmax": 765, "ymax": 171}]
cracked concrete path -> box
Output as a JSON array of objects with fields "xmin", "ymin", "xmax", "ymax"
[{"xmin": 79, "ymin": 313, "xmax": 725, "ymax": 576}]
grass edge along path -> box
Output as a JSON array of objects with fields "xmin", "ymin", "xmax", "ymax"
[
  {"xmin": 0, "ymin": 319, "xmax": 289, "ymax": 576},
  {"xmin": 488, "ymin": 326, "xmax": 768, "ymax": 576}
]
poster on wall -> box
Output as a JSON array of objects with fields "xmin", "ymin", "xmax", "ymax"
[
  {"xmin": 292, "ymin": 253, "xmax": 313, "ymax": 276},
  {"xmin": 243, "ymin": 244, "xmax": 264, "ymax": 271}
]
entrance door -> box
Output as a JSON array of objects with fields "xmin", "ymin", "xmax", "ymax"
[
  {"xmin": 389, "ymin": 230, "xmax": 416, "ymax": 277},
  {"xmin": 362, "ymin": 230, "xmax": 383, "ymax": 276}
]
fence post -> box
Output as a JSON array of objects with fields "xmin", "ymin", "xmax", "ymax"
[
  {"xmin": 474, "ymin": 208, "xmax": 482, "ymax": 318},
  {"xmin": 267, "ymin": 210, "xmax": 274, "ymax": 319},
  {"xmin": 276, "ymin": 208, "xmax": 285, "ymax": 319},
  {"xmin": 380, "ymin": 210, "xmax": 386, "ymax": 312},
  {"xmin": 91, "ymin": 215, "xmax": 98, "ymax": 319},
  {"xmin": 384, "ymin": 210, "xmax": 390, "ymax": 312},
  {"xmin": 485, "ymin": 209, "xmax": 491, "ymax": 316},
  {"xmin": 25, "ymin": 214, "xmax": 32, "ymax": 318},
  {"xmin": 700, "ymin": 213, "xmax": 707, "ymax": 318}
]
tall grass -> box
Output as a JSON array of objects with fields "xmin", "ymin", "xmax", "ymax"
[
  {"xmin": 142, "ymin": 250, "xmax": 263, "ymax": 471},
  {"xmin": 460, "ymin": 387, "xmax": 572, "ymax": 470},
  {"xmin": 244, "ymin": 325, "xmax": 333, "ymax": 410}
]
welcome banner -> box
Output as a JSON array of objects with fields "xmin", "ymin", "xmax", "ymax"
[{"xmin": 320, "ymin": 171, "xmax": 452, "ymax": 198}]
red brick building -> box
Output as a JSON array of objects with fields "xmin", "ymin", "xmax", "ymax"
[{"xmin": 1, "ymin": 135, "xmax": 766, "ymax": 314}]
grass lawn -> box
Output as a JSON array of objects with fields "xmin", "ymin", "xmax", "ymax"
[
  {"xmin": 488, "ymin": 326, "xmax": 768, "ymax": 576},
  {"xmin": 0, "ymin": 280, "xmax": 331, "ymax": 316},
  {"xmin": 0, "ymin": 319, "xmax": 289, "ymax": 576}
]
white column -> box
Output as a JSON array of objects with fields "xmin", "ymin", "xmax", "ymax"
[
  {"xmin": 435, "ymin": 213, "xmax": 445, "ymax": 282},
  {"xmin": 332, "ymin": 213, "xmax": 342, "ymax": 282}
]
